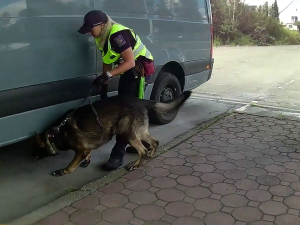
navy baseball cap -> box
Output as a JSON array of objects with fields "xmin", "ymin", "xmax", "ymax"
[{"xmin": 78, "ymin": 10, "xmax": 108, "ymax": 34}]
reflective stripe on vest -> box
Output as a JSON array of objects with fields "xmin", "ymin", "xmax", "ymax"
[{"xmin": 95, "ymin": 23, "xmax": 153, "ymax": 65}]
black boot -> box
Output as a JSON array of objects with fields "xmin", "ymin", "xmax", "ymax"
[
  {"xmin": 102, "ymin": 157, "xmax": 124, "ymax": 171},
  {"xmin": 102, "ymin": 135, "xmax": 127, "ymax": 171},
  {"xmin": 126, "ymin": 146, "xmax": 138, "ymax": 154}
]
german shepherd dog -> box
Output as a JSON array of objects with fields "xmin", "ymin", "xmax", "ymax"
[{"xmin": 33, "ymin": 91, "xmax": 192, "ymax": 177}]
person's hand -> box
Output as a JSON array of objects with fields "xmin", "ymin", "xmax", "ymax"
[{"xmin": 92, "ymin": 72, "xmax": 112, "ymax": 86}]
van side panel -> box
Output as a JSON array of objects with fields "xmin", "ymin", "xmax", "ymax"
[
  {"xmin": 0, "ymin": 0, "xmax": 96, "ymax": 92},
  {"xmin": 0, "ymin": 0, "xmax": 97, "ymax": 146},
  {"xmin": 0, "ymin": 0, "xmax": 213, "ymax": 147}
]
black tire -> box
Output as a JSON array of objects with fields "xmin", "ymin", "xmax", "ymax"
[{"xmin": 149, "ymin": 72, "xmax": 182, "ymax": 125}]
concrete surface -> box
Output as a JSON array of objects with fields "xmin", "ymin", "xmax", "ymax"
[
  {"xmin": 0, "ymin": 97, "xmax": 237, "ymax": 223},
  {"xmin": 33, "ymin": 112, "xmax": 300, "ymax": 225},
  {"xmin": 194, "ymin": 45, "xmax": 300, "ymax": 110}
]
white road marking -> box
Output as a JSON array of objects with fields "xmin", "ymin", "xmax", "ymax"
[
  {"xmin": 191, "ymin": 93, "xmax": 300, "ymax": 114},
  {"xmin": 235, "ymin": 104, "xmax": 251, "ymax": 112},
  {"xmin": 280, "ymin": 112, "xmax": 300, "ymax": 118},
  {"xmin": 278, "ymin": 78, "xmax": 299, "ymax": 89}
]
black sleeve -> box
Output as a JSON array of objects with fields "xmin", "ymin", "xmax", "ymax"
[{"xmin": 110, "ymin": 30, "xmax": 136, "ymax": 54}]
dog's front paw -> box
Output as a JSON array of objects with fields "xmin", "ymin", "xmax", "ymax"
[
  {"xmin": 146, "ymin": 151, "xmax": 153, "ymax": 159},
  {"xmin": 51, "ymin": 169, "xmax": 66, "ymax": 177},
  {"xmin": 125, "ymin": 162, "xmax": 137, "ymax": 171},
  {"xmin": 80, "ymin": 160, "xmax": 91, "ymax": 168}
]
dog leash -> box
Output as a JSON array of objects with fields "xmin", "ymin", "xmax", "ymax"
[
  {"xmin": 49, "ymin": 83, "xmax": 102, "ymax": 134},
  {"xmin": 46, "ymin": 83, "xmax": 104, "ymax": 152}
]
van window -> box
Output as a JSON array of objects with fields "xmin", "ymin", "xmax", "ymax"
[
  {"xmin": 145, "ymin": 0, "xmax": 208, "ymax": 22},
  {"xmin": 95, "ymin": 0, "xmax": 148, "ymax": 14}
]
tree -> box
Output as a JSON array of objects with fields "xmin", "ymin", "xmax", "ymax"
[
  {"xmin": 295, "ymin": 21, "xmax": 300, "ymax": 33},
  {"xmin": 262, "ymin": 1, "xmax": 269, "ymax": 16},
  {"xmin": 257, "ymin": 5, "xmax": 262, "ymax": 13},
  {"xmin": 270, "ymin": 0, "xmax": 279, "ymax": 20},
  {"xmin": 273, "ymin": 0, "xmax": 279, "ymax": 19}
]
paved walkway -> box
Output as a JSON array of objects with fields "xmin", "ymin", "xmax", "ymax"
[{"xmin": 35, "ymin": 113, "xmax": 300, "ymax": 225}]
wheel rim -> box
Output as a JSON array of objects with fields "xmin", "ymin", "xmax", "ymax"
[{"xmin": 160, "ymin": 84, "xmax": 175, "ymax": 102}]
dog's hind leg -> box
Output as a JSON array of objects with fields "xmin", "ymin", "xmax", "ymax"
[
  {"xmin": 51, "ymin": 151, "xmax": 87, "ymax": 176},
  {"xmin": 80, "ymin": 151, "xmax": 92, "ymax": 168},
  {"xmin": 125, "ymin": 139, "xmax": 147, "ymax": 171},
  {"xmin": 142, "ymin": 133, "xmax": 159, "ymax": 158}
]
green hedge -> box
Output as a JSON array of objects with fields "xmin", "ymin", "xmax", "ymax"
[{"xmin": 212, "ymin": 0, "xmax": 300, "ymax": 46}]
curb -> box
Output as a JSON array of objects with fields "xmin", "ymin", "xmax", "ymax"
[
  {"xmin": 8, "ymin": 107, "xmax": 236, "ymax": 225},
  {"xmin": 192, "ymin": 93, "xmax": 300, "ymax": 114}
]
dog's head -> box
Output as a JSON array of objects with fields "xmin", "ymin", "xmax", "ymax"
[{"xmin": 32, "ymin": 131, "xmax": 59, "ymax": 159}]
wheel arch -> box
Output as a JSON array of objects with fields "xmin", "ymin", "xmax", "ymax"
[{"xmin": 152, "ymin": 61, "xmax": 186, "ymax": 93}]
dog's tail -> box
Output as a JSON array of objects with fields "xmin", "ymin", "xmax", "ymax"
[{"xmin": 144, "ymin": 90, "xmax": 192, "ymax": 114}]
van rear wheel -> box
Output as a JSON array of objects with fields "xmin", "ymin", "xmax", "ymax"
[{"xmin": 149, "ymin": 72, "xmax": 182, "ymax": 125}]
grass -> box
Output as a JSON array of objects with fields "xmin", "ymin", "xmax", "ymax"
[
  {"xmin": 250, "ymin": 102, "xmax": 259, "ymax": 107},
  {"xmin": 66, "ymin": 186, "xmax": 78, "ymax": 193},
  {"xmin": 214, "ymin": 28, "xmax": 300, "ymax": 46},
  {"xmin": 277, "ymin": 113, "xmax": 287, "ymax": 120},
  {"xmin": 213, "ymin": 37, "xmax": 222, "ymax": 47},
  {"xmin": 275, "ymin": 29, "xmax": 300, "ymax": 45},
  {"xmin": 213, "ymin": 34, "xmax": 256, "ymax": 47},
  {"xmin": 232, "ymin": 34, "xmax": 256, "ymax": 46}
]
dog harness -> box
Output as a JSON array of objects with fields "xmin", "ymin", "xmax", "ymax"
[{"xmin": 46, "ymin": 85, "xmax": 104, "ymax": 150}]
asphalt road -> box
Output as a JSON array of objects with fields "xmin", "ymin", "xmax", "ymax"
[
  {"xmin": 0, "ymin": 97, "xmax": 236, "ymax": 223},
  {"xmin": 194, "ymin": 45, "xmax": 300, "ymax": 110}
]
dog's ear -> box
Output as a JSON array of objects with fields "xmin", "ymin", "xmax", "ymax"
[
  {"xmin": 34, "ymin": 131, "xmax": 40, "ymax": 141},
  {"xmin": 35, "ymin": 132, "xmax": 46, "ymax": 148}
]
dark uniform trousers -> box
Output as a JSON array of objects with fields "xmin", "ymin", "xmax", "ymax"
[{"xmin": 100, "ymin": 60, "xmax": 150, "ymax": 160}]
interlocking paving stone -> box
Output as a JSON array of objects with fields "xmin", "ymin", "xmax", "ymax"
[
  {"xmin": 165, "ymin": 202, "xmax": 194, "ymax": 217},
  {"xmin": 291, "ymin": 181, "xmax": 300, "ymax": 191},
  {"xmin": 100, "ymin": 193, "xmax": 128, "ymax": 208},
  {"xmin": 170, "ymin": 165, "xmax": 193, "ymax": 175},
  {"xmin": 134, "ymin": 205, "xmax": 164, "ymax": 221},
  {"xmin": 269, "ymin": 185, "xmax": 294, "ymax": 197},
  {"xmin": 70, "ymin": 209, "xmax": 102, "ymax": 225},
  {"xmin": 35, "ymin": 113, "xmax": 300, "ymax": 225},
  {"xmin": 156, "ymin": 189, "xmax": 185, "ymax": 202},
  {"xmin": 215, "ymin": 161, "xmax": 237, "ymax": 170},
  {"xmin": 284, "ymin": 196, "xmax": 300, "ymax": 209},
  {"xmin": 128, "ymin": 191, "xmax": 157, "ymax": 205},
  {"xmin": 185, "ymin": 186, "xmax": 211, "ymax": 199},
  {"xmin": 102, "ymin": 208, "xmax": 133, "ymax": 223},
  {"xmin": 224, "ymin": 170, "xmax": 247, "ymax": 180},
  {"xmin": 143, "ymin": 222, "xmax": 170, "ymax": 225},
  {"xmin": 275, "ymin": 214, "xmax": 300, "ymax": 224},
  {"xmin": 221, "ymin": 194, "xmax": 249, "ymax": 208},
  {"xmin": 201, "ymin": 173, "xmax": 225, "ymax": 183},
  {"xmin": 257, "ymin": 175, "xmax": 280, "ymax": 186},
  {"xmin": 234, "ymin": 179, "xmax": 259, "ymax": 190},
  {"xmin": 211, "ymin": 183, "xmax": 237, "ymax": 195},
  {"xmin": 278, "ymin": 172, "xmax": 299, "ymax": 182},
  {"xmin": 246, "ymin": 190, "xmax": 272, "ymax": 202},
  {"xmin": 193, "ymin": 198, "xmax": 222, "ymax": 213},
  {"xmin": 173, "ymin": 216, "xmax": 205, "ymax": 225},
  {"xmin": 193, "ymin": 164, "xmax": 215, "ymax": 172},
  {"xmin": 151, "ymin": 177, "xmax": 176, "ymax": 189},
  {"xmin": 232, "ymin": 207, "xmax": 262, "ymax": 222},
  {"xmin": 259, "ymin": 201, "xmax": 288, "ymax": 215},
  {"xmin": 204, "ymin": 212, "xmax": 235, "ymax": 225},
  {"xmin": 39, "ymin": 211, "xmax": 69, "ymax": 225}
]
